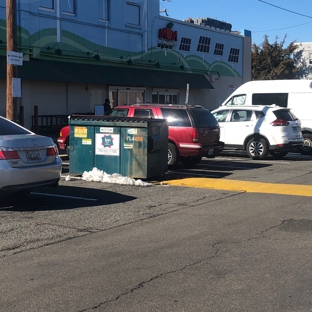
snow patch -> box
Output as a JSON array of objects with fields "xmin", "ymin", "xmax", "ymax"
[{"xmin": 81, "ymin": 167, "xmax": 152, "ymax": 186}]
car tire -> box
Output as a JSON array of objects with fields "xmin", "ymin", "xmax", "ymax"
[
  {"xmin": 246, "ymin": 137, "xmax": 268, "ymax": 160},
  {"xmin": 299, "ymin": 133, "xmax": 312, "ymax": 155},
  {"xmin": 180, "ymin": 156, "xmax": 202, "ymax": 168},
  {"xmin": 168, "ymin": 143, "xmax": 178, "ymax": 166},
  {"xmin": 269, "ymin": 151, "xmax": 288, "ymax": 159}
]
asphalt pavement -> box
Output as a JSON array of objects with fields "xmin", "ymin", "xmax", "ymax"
[{"xmin": 1, "ymin": 153, "xmax": 312, "ymax": 311}]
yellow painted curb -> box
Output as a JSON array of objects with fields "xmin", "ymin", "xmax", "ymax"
[{"xmin": 164, "ymin": 178, "xmax": 312, "ymax": 197}]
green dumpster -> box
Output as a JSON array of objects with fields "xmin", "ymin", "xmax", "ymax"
[{"xmin": 69, "ymin": 116, "xmax": 168, "ymax": 179}]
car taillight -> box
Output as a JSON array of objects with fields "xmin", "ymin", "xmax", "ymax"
[
  {"xmin": 271, "ymin": 119, "xmax": 289, "ymax": 126},
  {"xmin": 192, "ymin": 129, "xmax": 199, "ymax": 142},
  {"xmin": 0, "ymin": 148, "xmax": 20, "ymax": 160},
  {"xmin": 46, "ymin": 146, "xmax": 59, "ymax": 156}
]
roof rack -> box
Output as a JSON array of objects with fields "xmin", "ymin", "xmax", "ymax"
[{"xmin": 130, "ymin": 103, "xmax": 204, "ymax": 109}]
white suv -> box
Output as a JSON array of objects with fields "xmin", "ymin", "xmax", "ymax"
[{"xmin": 211, "ymin": 105, "xmax": 303, "ymax": 159}]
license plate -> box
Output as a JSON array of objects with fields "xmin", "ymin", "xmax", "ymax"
[
  {"xmin": 26, "ymin": 150, "xmax": 41, "ymax": 161},
  {"xmin": 208, "ymin": 149, "xmax": 214, "ymax": 155},
  {"xmin": 292, "ymin": 127, "xmax": 297, "ymax": 132}
]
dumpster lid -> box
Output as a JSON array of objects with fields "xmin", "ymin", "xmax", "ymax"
[{"xmin": 69, "ymin": 115, "xmax": 166, "ymax": 124}]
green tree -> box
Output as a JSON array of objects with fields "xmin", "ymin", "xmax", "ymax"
[{"xmin": 251, "ymin": 35, "xmax": 300, "ymax": 80}]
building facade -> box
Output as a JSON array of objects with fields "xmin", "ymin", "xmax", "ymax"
[
  {"xmin": 0, "ymin": 0, "xmax": 251, "ymax": 130},
  {"xmin": 294, "ymin": 42, "xmax": 312, "ymax": 79}
]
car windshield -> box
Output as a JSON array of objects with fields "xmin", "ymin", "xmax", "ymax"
[
  {"xmin": 190, "ymin": 108, "xmax": 219, "ymax": 127},
  {"xmin": 0, "ymin": 117, "xmax": 31, "ymax": 135}
]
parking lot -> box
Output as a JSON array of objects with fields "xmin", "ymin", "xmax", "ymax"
[
  {"xmin": 1, "ymin": 152, "xmax": 312, "ymax": 311},
  {"xmin": 1, "ymin": 151, "xmax": 312, "ymax": 257}
]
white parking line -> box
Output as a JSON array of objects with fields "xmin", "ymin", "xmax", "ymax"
[
  {"xmin": 31, "ymin": 192, "xmax": 98, "ymax": 201},
  {"xmin": 61, "ymin": 175, "xmax": 82, "ymax": 180}
]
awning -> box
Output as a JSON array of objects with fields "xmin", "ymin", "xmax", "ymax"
[{"xmin": 0, "ymin": 57, "xmax": 214, "ymax": 89}]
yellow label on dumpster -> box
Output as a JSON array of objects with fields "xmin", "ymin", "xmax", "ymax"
[
  {"xmin": 82, "ymin": 138, "xmax": 92, "ymax": 145},
  {"xmin": 74, "ymin": 126, "xmax": 87, "ymax": 138}
]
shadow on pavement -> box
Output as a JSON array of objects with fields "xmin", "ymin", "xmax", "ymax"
[{"xmin": 0, "ymin": 185, "xmax": 136, "ymax": 212}]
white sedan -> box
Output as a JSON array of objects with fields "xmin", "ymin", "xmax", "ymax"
[{"xmin": 0, "ymin": 116, "xmax": 62, "ymax": 196}]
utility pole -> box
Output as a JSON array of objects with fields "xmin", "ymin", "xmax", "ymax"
[{"xmin": 6, "ymin": 0, "xmax": 17, "ymax": 121}]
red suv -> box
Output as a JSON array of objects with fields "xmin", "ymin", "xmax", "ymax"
[{"xmin": 57, "ymin": 104, "xmax": 223, "ymax": 167}]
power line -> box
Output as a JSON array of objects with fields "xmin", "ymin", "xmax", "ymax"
[
  {"xmin": 258, "ymin": 0, "xmax": 312, "ymax": 19},
  {"xmin": 253, "ymin": 21, "xmax": 312, "ymax": 33}
]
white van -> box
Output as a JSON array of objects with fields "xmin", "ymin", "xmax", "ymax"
[{"xmin": 221, "ymin": 80, "xmax": 312, "ymax": 154}]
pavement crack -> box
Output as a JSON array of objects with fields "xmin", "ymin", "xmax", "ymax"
[{"xmin": 78, "ymin": 244, "xmax": 220, "ymax": 311}]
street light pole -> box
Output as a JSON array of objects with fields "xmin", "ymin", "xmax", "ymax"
[{"xmin": 6, "ymin": 0, "xmax": 17, "ymax": 121}]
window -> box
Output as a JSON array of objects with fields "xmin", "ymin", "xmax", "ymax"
[
  {"xmin": 62, "ymin": 0, "xmax": 75, "ymax": 14},
  {"xmin": 191, "ymin": 108, "xmax": 219, "ymax": 127},
  {"xmin": 197, "ymin": 36, "xmax": 210, "ymax": 53},
  {"xmin": 152, "ymin": 92, "xmax": 178, "ymax": 104},
  {"xmin": 230, "ymin": 110, "xmax": 252, "ymax": 122},
  {"xmin": 126, "ymin": 2, "xmax": 140, "ymax": 27},
  {"xmin": 0, "ymin": 118, "xmax": 31, "ymax": 135},
  {"xmin": 133, "ymin": 109, "xmax": 154, "ymax": 118},
  {"xmin": 213, "ymin": 110, "xmax": 230, "ymax": 122},
  {"xmin": 255, "ymin": 111, "xmax": 265, "ymax": 120},
  {"xmin": 160, "ymin": 108, "xmax": 191, "ymax": 127},
  {"xmin": 309, "ymin": 53, "xmax": 312, "ymax": 65},
  {"xmin": 179, "ymin": 37, "xmax": 191, "ymax": 52},
  {"xmin": 110, "ymin": 89, "xmax": 145, "ymax": 106},
  {"xmin": 39, "ymin": 0, "xmax": 54, "ymax": 10},
  {"xmin": 98, "ymin": 0, "xmax": 109, "ymax": 20},
  {"xmin": 225, "ymin": 94, "xmax": 246, "ymax": 106},
  {"xmin": 252, "ymin": 93, "xmax": 288, "ymax": 107},
  {"xmin": 110, "ymin": 109, "xmax": 129, "ymax": 117},
  {"xmin": 214, "ymin": 43, "xmax": 224, "ymax": 56},
  {"xmin": 273, "ymin": 109, "xmax": 295, "ymax": 121},
  {"xmin": 228, "ymin": 48, "xmax": 240, "ymax": 63}
]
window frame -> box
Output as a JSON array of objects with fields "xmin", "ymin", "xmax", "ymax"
[
  {"xmin": 214, "ymin": 43, "xmax": 224, "ymax": 56},
  {"xmin": 252, "ymin": 93, "xmax": 288, "ymax": 107},
  {"xmin": 62, "ymin": 0, "xmax": 75, "ymax": 15},
  {"xmin": 98, "ymin": 0, "xmax": 109, "ymax": 21},
  {"xmin": 179, "ymin": 37, "xmax": 191, "ymax": 52},
  {"xmin": 197, "ymin": 36, "xmax": 211, "ymax": 54},
  {"xmin": 228, "ymin": 48, "xmax": 240, "ymax": 63},
  {"xmin": 39, "ymin": 0, "xmax": 55, "ymax": 11},
  {"xmin": 125, "ymin": 2, "xmax": 141, "ymax": 28}
]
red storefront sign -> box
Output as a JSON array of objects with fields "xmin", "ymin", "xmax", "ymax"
[{"xmin": 157, "ymin": 26, "xmax": 178, "ymax": 49}]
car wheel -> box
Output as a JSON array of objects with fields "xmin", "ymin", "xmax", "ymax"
[
  {"xmin": 180, "ymin": 156, "xmax": 202, "ymax": 168},
  {"xmin": 299, "ymin": 133, "xmax": 312, "ymax": 155},
  {"xmin": 269, "ymin": 151, "xmax": 288, "ymax": 159},
  {"xmin": 168, "ymin": 143, "xmax": 178, "ymax": 166},
  {"xmin": 246, "ymin": 137, "xmax": 268, "ymax": 160}
]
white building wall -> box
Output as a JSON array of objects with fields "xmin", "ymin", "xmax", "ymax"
[{"xmin": 294, "ymin": 42, "xmax": 312, "ymax": 79}]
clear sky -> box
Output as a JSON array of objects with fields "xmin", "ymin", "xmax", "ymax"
[{"xmin": 159, "ymin": 0, "xmax": 312, "ymax": 46}]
